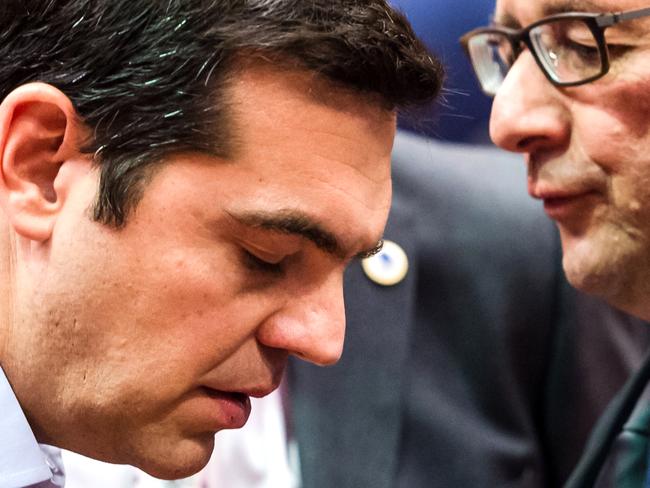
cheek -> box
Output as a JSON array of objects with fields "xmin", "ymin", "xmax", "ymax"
[
  {"xmin": 611, "ymin": 168, "xmax": 650, "ymax": 214},
  {"xmin": 39, "ymin": 241, "xmax": 259, "ymax": 382},
  {"xmin": 115, "ymin": 248, "xmax": 262, "ymax": 353},
  {"xmin": 573, "ymin": 79, "xmax": 650, "ymax": 166},
  {"xmin": 608, "ymin": 81, "xmax": 650, "ymax": 141}
]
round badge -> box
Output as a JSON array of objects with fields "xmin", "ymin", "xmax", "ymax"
[{"xmin": 361, "ymin": 239, "xmax": 408, "ymax": 286}]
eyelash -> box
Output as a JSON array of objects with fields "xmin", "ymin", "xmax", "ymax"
[
  {"xmin": 607, "ymin": 43, "xmax": 634, "ymax": 57},
  {"xmin": 242, "ymin": 249, "xmax": 285, "ymax": 275}
]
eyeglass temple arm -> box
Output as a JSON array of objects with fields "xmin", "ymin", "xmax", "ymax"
[{"xmin": 596, "ymin": 6, "xmax": 650, "ymax": 27}]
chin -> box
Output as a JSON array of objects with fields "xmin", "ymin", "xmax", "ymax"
[
  {"xmin": 132, "ymin": 434, "xmax": 215, "ymax": 480},
  {"xmin": 561, "ymin": 225, "xmax": 636, "ymax": 292},
  {"xmin": 564, "ymin": 266, "xmax": 610, "ymax": 297},
  {"xmin": 141, "ymin": 462, "xmax": 207, "ymax": 481},
  {"xmin": 561, "ymin": 243, "xmax": 634, "ymax": 307}
]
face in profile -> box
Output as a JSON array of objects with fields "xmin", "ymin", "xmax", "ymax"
[
  {"xmin": 3, "ymin": 65, "xmax": 395, "ymax": 478},
  {"xmin": 488, "ymin": 0, "xmax": 650, "ymax": 318}
]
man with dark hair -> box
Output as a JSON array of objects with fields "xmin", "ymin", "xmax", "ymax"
[{"xmin": 0, "ymin": 1, "xmax": 441, "ymax": 486}]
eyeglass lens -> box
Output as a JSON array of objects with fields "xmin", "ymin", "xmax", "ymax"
[
  {"xmin": 467, "ymin": 33, "xmax": 513, "ymax": 96},
  {"xmin": 468, "ymin": 18, "xmax": 603, "ymax": 94},
  {"xmin": 530, "ymin": 20, "xmax": 602, "ymax": 83}
]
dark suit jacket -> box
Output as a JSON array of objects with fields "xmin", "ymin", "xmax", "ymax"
[{"xmin": 289, "ymin": 132, "xmax": 650, "ymax": 488}]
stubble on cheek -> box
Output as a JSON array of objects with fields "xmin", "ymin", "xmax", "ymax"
[
  {"xmin": 21, "ymin": 294, "xmax": 165, "ymax": 445},
  {"xmin": 560, "ymin": 206, "xmax": 650, "ymax": 307}
]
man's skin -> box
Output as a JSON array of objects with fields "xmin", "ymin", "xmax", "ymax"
[
  {"xmin": 489, "ymin": 0, "xmax": 650, "ymax": 322},
  {"xmin": 483, "ymin": 1, "xmax": 650, "ymax": 484},
  {"xmin": 0, "ymin": 64, "xmax": 394, "ymax": 479}
]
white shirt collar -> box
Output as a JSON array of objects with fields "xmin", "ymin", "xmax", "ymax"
[{"xmin": 0, "ymin": 366, "xmax": 55, "ymax": 487}]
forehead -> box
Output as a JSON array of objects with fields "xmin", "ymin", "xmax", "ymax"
[
  {"xmin": 495, "ymin": 0, "xmax": 645, "ymax": 25},
  {"xmin": 218, "ymin": 63, "xmax": 395, "ymax": 253},
  {"xmin": 226, "ymin": 62, "xmax": 395, "ymax": 187}
]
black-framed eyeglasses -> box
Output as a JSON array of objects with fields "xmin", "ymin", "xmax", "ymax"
[{"xmin": 459, "ymin": 7, "xmax": 650, "ymax": 96}]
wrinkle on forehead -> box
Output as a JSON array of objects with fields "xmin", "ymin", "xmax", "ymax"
[
  {"xmin": 541, "ymin": 0, "xmax": 618, "ymax": 15},
  {"xmin": 495, "ymin": 0, "xmax": 645, "ymax": 26}
]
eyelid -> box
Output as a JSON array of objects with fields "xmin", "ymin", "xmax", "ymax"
[
  {"xmin": 242, "ymin": 248, "xmax": 285, "ymax": 275},
  {"xmin": 242, "ymin": 244, "xmax": 286, "ymax": 263},
  {"xmin": 566, "ymin": 32, "xmax": 598, "ymax": 46},
  {"xmin": 602, "ymin": 33, "xmax": 641, "ymax": 47}
]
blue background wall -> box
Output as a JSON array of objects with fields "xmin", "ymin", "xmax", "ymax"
[{"xmin": 390, "ymin": 0, "xmax": 495, "ymax": 144}]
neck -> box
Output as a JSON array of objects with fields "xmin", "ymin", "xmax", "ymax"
[{"xmin": 0, "ymin": 214, "xmax": 13, "ymax": 364}]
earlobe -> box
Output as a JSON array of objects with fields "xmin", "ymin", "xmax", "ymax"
[{"xmin": 0, "ymin": 83, "xmax": 86, "ymax": 241}]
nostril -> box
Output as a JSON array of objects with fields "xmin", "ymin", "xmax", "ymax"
[{"xmin": 517, "ymin": 135, "xmax": 540, "ymax": 151}]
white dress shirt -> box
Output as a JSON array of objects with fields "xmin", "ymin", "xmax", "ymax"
[{"xmin": 0, "ymin": 367, "xmax": 59, "ymax": 488}]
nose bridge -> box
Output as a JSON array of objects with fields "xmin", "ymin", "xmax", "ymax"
[
  {"xmin": 292, "ymin": 272, "xmax": 346, "ymax": 366},
  {"xmin": 511, "ymin": 29, "xmax": 528, "ymax": 60},
  {"xmin": 489, "ymin": 49, "xmax": 570, "ymax": 153},
  {"xmin": 261, "ymin": 271, "xmax": 346, "ymax": 367}
]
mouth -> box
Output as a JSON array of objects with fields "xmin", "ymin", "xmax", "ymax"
[
  {"xmin": 536, "ymin": 190, "xmax": 601, "ymax": 222},
  {"xmin": 199, "ymin": 387, "xmax": 252, "ymax": 429}
]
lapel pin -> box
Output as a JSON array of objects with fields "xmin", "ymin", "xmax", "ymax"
[{"xmin": 361, "ymin": 239, "xmax": 409, "ymax": 286}]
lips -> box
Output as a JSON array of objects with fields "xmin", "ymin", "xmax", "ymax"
[
  {"xmin": 194, "ymin": 367, "xmax": 283, "ymax": 431},
  {"xmin": 202, "ymin": 387, "xmax": 249, "ymax": 405},
  {"xmin": 199, "ymin": 387, "xmax": 252, "ymax": 429},
  {"xmin": 532, "ymin": 189, "xmax": 601, "ymax": 222}
]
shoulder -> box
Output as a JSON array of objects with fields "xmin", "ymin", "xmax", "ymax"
[
  {"xmin": 392, "ymin": 130, "xmax": 537, "ymax": 220},
  {"xmin": 390, "ymin": 131, "xmax": 556, "ymax": 261}
]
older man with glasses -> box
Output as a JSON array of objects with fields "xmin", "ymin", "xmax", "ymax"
[
  {"xmin": 462, "ymin": 6, "xmax": 650, "ymax": 95},
  {"xmin": 462, "ymin": 1, "xmax": 650, "ymax": 487}
]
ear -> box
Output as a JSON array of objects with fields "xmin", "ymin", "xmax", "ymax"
[{"xmin": 0, "ymin": 82, "xmax": 88, "ymax": 242}]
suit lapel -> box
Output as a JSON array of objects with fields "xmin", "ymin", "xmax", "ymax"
[
  {"xmin": 290, "ymin": 196, "xmax": 418, "ymax": 488},
  {"xmin": 565, "ymin": 349, "xmax": 650, "ymax": 488}
]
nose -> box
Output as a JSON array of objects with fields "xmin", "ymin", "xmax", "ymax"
[
  {"xmin": 256, "ymin": 272, "xmax": 346, "ymax": 366},
  {"xmin": 489, "ymin": 50, "xmax": 571, "ymax": 155}
]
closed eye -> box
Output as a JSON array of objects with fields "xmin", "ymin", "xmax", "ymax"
[
  {"xmin": 241, "ymin": 249, "xmax": 285, "ymax": 275},
  {"xmin": 605, "ymin": 42, "xmax": 635, "ymax": 59}
]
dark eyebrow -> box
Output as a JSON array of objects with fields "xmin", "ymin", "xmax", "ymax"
[
  {"xmin": 492, "ymin": 11, "xmax": 520, "ymax": 29},
  {"xmin": 226, "ymin": 209, "xmax": 383, "ymax": 260}
]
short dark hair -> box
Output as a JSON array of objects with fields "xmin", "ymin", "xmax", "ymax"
[{"xmin": 0, "ymin": 0, "xmax": 443, "ymax": 226}]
